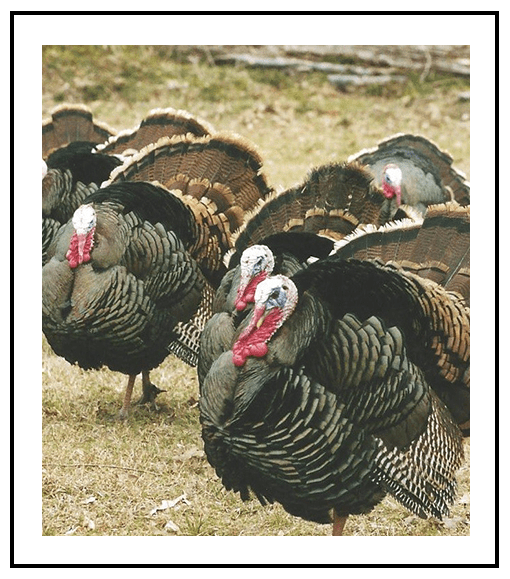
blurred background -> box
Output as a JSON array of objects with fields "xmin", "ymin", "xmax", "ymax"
[{"xmin": 42, "ymin": 45, "xmax": 470, "ymax": 190}]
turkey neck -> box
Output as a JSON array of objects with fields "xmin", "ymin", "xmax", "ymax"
[{"xmin": 84, "ymin": 205, "xmax": 130, "ymax": 268}]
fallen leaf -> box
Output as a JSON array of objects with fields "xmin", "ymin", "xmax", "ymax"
[
  {"xmin": 442, "ymin": 516, "xmax": 462, "ymax": 529},
  {"xmin": 175, "ymin": 447, "xmax": 205, "ymax": 462},
  {"xmin": 164, "ymin": 520, "xmax": 180, "ymax": 533},
  {"xmin": 150, "ymin": 494, "xmax": 189, "ymax": 515}
]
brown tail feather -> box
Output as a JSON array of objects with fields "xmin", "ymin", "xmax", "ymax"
[
  {"xmin": 405, "ymin": 203, "xmax": 470, "ymax": 301},
  {"xmin": 108, "ymin": 133, "xmax": 271, "ymax": 210},
  {"xmin": 42, "ymin": 103, "xmax": 116, "ymax": 158},
  {"xmin": 333, "ymin": 202, "xmax": 470, "ymax": 304},
  {"xmin": 184, "ymin": 177, "xmax": 235, "ymax": 211},
  {"xmin": 106, "ymin": 134, "xmax": 272, "ymax": 284},
  {"xmin": 233, "ymin": 161, "xmax": 386, "ymax": 253},
  {"xmin": 97, "ymin": 107, "xmax": 214, "ymax": 156},
  {"xmin": 169, "ymin": 280, "xmax": 216, "ymax": 367},
  {"xmin": 168, "ymin": 187, "xmax": 229, "ymax": 276}
]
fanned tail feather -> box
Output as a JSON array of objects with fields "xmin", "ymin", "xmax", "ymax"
[
  {"xmin": 42, "ymin": 103, "xmax": 116, "ymax": 158},
  {"xmin": 232, "ymin": 162, "xmax": 387, "ymax": 253},
  {"xmin": 96, "ymin": 107, "xmax": 214, "ymax": 156},
  {"xmin": 372, "ymin": 394, "xmax": 464, "ymax": 519}
]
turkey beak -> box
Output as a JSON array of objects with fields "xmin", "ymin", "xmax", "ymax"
[
  {"xmin": 237, "ymin": 304, "xmax": 267, "ymax": 342},
  {"xmin": 252, "ymin": 304, "xmax": 267, "ymax": 329}
]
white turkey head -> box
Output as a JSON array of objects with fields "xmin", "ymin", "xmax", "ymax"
[
  {"xmin": 233, "ymin": 274, "xmax": 298, "ymax": 367},
  {"xmin": 235, "ymin": 244, "xmax": 275, "ymax": 311},
  {"xmin": 382, "ymin": 163, "xmax": 402, "ymax": 206},
  {"xmin": 66, "ymin": 204, "xmax": 97, "ymax": 268}
]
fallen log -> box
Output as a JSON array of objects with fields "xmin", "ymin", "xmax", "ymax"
[
  {"xmin": 214, "ymin": 53, "xmax": 373, "ymax": 76},
  {"xmin": 206, "ymin": 45, "xmax": 470, "ymax": 78},
  {"xmin": 328, "ymin": 73, "xmax": 408, "ymax": 90}
]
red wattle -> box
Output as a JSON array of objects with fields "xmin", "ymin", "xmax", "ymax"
[
  {"xmin": 66, "ymin": 228, "xmax": 95, "ymax": 269},
  {"xmin": 235, "ymin": 271, "xmax": 267, "ymax": 311},
  {"xmin": 232, "ymin": 307, "xmax": 282, "ymax": 366},
  {"xmin": 382, "ymin": 181, "xmax": 395, "ymax": 200}
]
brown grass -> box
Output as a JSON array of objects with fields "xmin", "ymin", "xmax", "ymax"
[{"xmin": 42, "ymin": 45, "xmax": 470, "ymax": 538}]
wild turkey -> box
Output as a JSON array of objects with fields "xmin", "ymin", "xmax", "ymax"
[
  {"xmin": 42, "ymin": 132, "xmax": 272, "ymax": 418},
  {"xmin": 42, "ymin": 104, "xmax": 122, "ymax": 265},
  {"xmin": 42, "ymin": 141, "xmax": 123, "ymax": 265},
  {"xmin": 42, "ymin": 106, "xmax": 215, "ymax": 265},
  {"xmin": 197, "ymin": 161, "xmax": 389, "ymax": 383},
  {"xmin": 199, "ymin": 203, "xmax": 469, "ymax": 535},
  {"xmin": 348, "ymin": 133, "xmax": 470, "ymax": 219},
  {"xmin": 224, "ymin": 202, "xmax": 470, "ymax": 429},
  {"xmin": 96, "ymin": 107, "xmax": 214, "ymax": 157}
]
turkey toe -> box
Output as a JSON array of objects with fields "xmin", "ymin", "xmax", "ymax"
[{"xmin": 136, "ymin": 383, "xmax": 166, "ymax": 407}]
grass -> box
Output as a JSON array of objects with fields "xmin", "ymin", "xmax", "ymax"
[{"xmin": 42, "ymin": 45, "xmax": 470, "ymax": 538}]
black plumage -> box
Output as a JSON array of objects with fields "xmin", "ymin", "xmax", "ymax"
[
  {"xmin": 42, "ymin": 130, "xmax": 272, "ymax": 418},
  {"xmin": 199, "ymin": 203, "xmax": 469, "ymax": 534},
  {"xmin": 198, "ymin": 161, "xmax": 389, "ymax": 384}
]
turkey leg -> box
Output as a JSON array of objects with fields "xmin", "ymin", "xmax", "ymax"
[
  {"xmin": 136, "ymin": 370, "xmax": 166, "ymax": 409},
  {"xmin": 119, "ymin": 374, "xmax": 136, "ymax": 420},
  {"xmin": 332, "ymin": 511, "xmax": 348, "ymax": 536}
]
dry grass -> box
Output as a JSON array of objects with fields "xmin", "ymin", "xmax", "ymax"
[{"xmin": 42, "ymin": 45, "xmax": 470, "ymax": 537}]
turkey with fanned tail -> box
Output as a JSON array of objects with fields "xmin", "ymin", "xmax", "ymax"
[
  {"xmin": 42, "ymin": 131, "xmax": 272, "ymax": 418},
  {"xmin": 199, "ymin": 203, "xmax": 469, "ymax": 534},
  {"xmin": 198, "ymin": 161, "xmax": 391, "ymax": 384},
  {"xmin": 348, "ymin": 133, "xmax": 470, "ymax": 219},
  {"xmin": 42, "ymin": 141, "xmax": 123, "ymax": 265},
  {"xmin": 42, "ymin": 105, "xmax": 122, "ymax": 265}
]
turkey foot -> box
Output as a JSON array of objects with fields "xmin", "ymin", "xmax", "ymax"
[{"xmin": 135, "ymin": 371, "xmax": 166, "ymax": 410}]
